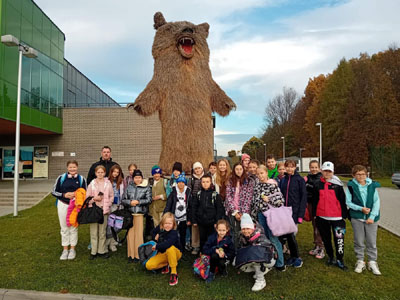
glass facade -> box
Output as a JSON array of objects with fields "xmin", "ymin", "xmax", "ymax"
[
  {"xmin": 0, "ymin": 0, "xmax": 63, "ymax": 133},
  {"xmin": 64, "ymin": 60, "xmax": 119, "ymax": 107}
]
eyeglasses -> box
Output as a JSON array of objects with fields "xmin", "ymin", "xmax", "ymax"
[{"xmin": 355, "ymin": 173, "xmax": 367, "ymax": 176}]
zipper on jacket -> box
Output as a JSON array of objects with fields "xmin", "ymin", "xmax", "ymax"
[{"xmin": 286, "ymin": 175, "xmax": 291, "ymax": 206}]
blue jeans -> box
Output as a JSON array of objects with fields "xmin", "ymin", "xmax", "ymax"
[{"xmin": 258, "ymin": 212, "xmax": 284, "ymax": 267}]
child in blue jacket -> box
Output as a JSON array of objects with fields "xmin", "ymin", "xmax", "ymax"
[{"xmin": 202, "ymin": 219, "xmax": 235, "ymax": 283}]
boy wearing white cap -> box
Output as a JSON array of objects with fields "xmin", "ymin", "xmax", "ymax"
[{"xmin": 312, "ymin": 161, "xmax": 348, "ymax": 270}]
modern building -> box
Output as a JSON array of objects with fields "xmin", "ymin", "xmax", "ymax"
[{"xmin": 0, "ymin": 0, "xmax": 133, "ymax": 180}]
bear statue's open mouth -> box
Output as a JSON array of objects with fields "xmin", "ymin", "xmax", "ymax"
[{"xmin": 178, "ymin": 36, "xmax": 195, "ymax": 58}]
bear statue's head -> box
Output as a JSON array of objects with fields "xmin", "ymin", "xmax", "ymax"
[{"xmin": 152, "ymin": 12, "xmax": 210, "ymax": 61}]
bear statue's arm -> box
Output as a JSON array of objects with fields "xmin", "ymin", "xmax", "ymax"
[
  {"xmin": 127, "ymin": 80, "xmax": 162, "ymax": 116},
  {"xmin": 210, "ymin": 81, "xmax": 236, "ymax": 117}
]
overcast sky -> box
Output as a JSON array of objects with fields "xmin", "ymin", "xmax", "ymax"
[{"xmin": 35, "ymin": 0, "xmax": 400, "ymax": 156}]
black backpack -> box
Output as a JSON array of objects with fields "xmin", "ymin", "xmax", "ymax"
[{"xmin": 107, "ymin": 207, "xmax": 133, "ymax": 243}]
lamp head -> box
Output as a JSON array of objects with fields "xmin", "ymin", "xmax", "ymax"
[{"xmin": 1, "ymin": 34, "xmax": 19, "ymax": 47}]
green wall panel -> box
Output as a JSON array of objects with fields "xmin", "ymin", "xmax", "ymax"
[
  {"xmin": 5, "ymin": 1, "xmax": 21, "ymax": 38},
  {"xmin": 32, "ymin": 4, "xmax": 42, "ymax": 31},
  {"xmin": 21, "ymin": 0, "xmax": 33, "ymax": 23},
  {"xmin": 21, "ymin": 16, "xmax": 33, "ymax": 45}
]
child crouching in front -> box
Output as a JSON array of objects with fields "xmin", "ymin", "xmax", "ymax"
[
  {"xmin": 145, "ymin": 212, "xmax": 182, "ymax": 286},
  {"xmin": 202, "ymin": 219, "xmax": 235, "ymax": 283},
  {"xmin": 237, "ymin": 214, "xmax": 274, "ymax": 292}
]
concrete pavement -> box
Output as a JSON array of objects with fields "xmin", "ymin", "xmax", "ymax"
[
  {"xmin": 0, "ymin": 289, "xmax": 156, "ymax": 300},
  {"xmin": 377, "ymin": 187, "xmax": 400, "ymax": 236},
  {"xmin": 0, "ymin": 180, "xmax": 53, "ymax": 217}
]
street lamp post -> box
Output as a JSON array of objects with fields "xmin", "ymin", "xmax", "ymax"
[
  {"xmin": 299, "ymin": 148, "xmax": 305, "ymax": 172},
  {"xmin": 263, "ymin": 143, "xmax": 266, "ymax": 164},
  {"xmin": 1, "ymin": 34, "xmax": 38, "ymax": 217},
  {"xmin": 315, "ymin": 123, "xmax": 322, "ymax": 164},
  {"xmin": 281, "ymin": 136, "xmax": 285, "ymax": 161}
]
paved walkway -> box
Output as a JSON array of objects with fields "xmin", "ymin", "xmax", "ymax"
[
  {"xmin": 377, "ymin": 187, "xmax": 400, "ymax": 236},
  {"xmin": 0, "ymin": 180, "xmax": 54, "ymax": 217},
  {"xmin": 0, "ymin": 289, "xmax": 155, "ymax": 300}
]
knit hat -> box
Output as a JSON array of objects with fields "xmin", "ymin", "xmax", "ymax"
[
  {"xmin": 176, "ymin": 173, "xmax": 187, "ymax": 185},
  {"xmin": 133, "ymin": 169, "xmax": 143, "ymax": 178},
  {"xmin": 193, "ymin": 162, "xmax": 203, "ymax": 170},
  {"xmin": 151, "ymin": 165, "xmax": 162, "ymax": 176},
  {"xmin": 172, "ymin": 162, "xmax": 183, "ymax": 173},
  {"xmin": 241, "ymin": 153, "xmax": 250, "ymax": 162},
  {"xmin": 240, "ymin": 213, "xmax": 254, "ymax": 229},
  {"xmin": 321, "ymin": 161, "xmax": 334, "ymax": 172}
]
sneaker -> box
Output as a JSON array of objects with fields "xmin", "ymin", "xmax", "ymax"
[
  {"xmin": 110, "ymin": 245, "xmax": 118, "ymax": 252},
  {"xmin": 275, "ymin": 265, "xmax": 287, "ymax": 272},
  {"xmin": 132, "ymin": 258, "xmax": 139, "ymax": 263},
  {"xmin": 315, "ymin": 248, "xmax": 325, "ymax": 259},
  {"xmin": 169, "ymin": 274, "xmax": 178, "ymax": 286},
  {"xmin": 128, "ymin": 256, "xmax": 134, "ymax": 263},
  {"xmin": 67, "ymin": 249, "xmax": 76, "ymax": 260},
  {"xmin": 99, "ymin": 253, "xmax": 110, "ymax": 259},
  {"xmin": 60, "ymin": 249, "xmax": 69, "ymax": 260},
  {"xmin": 185, "ymin": 243, "xmax": 192, "ymax": 252},
  {"xmin": 293, "ymin": 258, "xmax": 303, "ymax": 268},
  {"xmin": 89, "ymin": 254, "xmax": 97, "ymax": 260},
  {"xmin": 354, "ymin": 260, "xmax": 366, "ymax": 273},
  {"xmin": 206, "ymin": 272, "xmax": 215, "ymax": 283},
  {"xmin": 87, "ymin": 243, "xmax": 92, "ymax": 250},
  {"xmin": 161, "ymin": 265, "xmax": 170, "ymax": 274},
  {"xmin": 309, "ymin": 246, "xmax": 319, "ymax": 256},
  {"xmin": 336, "ymin": 260, "xmax": 348, "ymax": 271},
  {"xmin": 251, "ymin": 279, "xmax": 266, "ymax": 292},
  {"xmin": 368, "ymin": 261, "xmax": 381, "ymax": 275},
  {"xmin": 191, "ymin": 247, "xmax": 200, "ymax": 255},
  {"xmin": 285, "ymin": 257, "xmax": 296, "ymax": 266},
  {"xmin": 326, "ymin": 257, "xmax": 336, "ymax": 266}
]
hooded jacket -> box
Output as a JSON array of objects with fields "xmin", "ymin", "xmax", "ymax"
[
  {"xmin": 280, "ymin": 171, "xmax": 307, "ymax": 223},
  {"xmin": 192, "ymin": 188, "xmax": 225, "ymax": 225},
  {"xmin": 202, "ymin": 231, "xmax": 235, "ymax": 260},
  {"xmin": 86, "ymin": 177, "xmax": 114, "ymax": 214},
  {"xmin": 87, "ymin": 157, "xmax": 118, "ymax": 185},
  {"xmin": 164, "ymin": 186, "xmax": 193, "ymax": 222},
  {"xmin": 312, "ymin": 176, "xmax": 347, "ymax": 219},
  {"xmin": 152, "ymin": 225, "xmax": 181, "ymax": 253},
  {"xmin": 122, "ymin": 179, "xmax": 152, "ymax": 214},
  {"xmin": 346, "ymin": 178, "xmax": 380, "ymax": 222}
]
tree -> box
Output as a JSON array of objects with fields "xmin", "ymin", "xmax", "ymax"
[
  {"xmin": 264, "ymin": 87, "xmax": 300, "ymax": 127},
  {"xmin": 242, "ymin": 136, "xmax": 264, "ymax": 160}
]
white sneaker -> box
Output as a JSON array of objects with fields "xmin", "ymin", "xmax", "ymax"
[
  {"xmin": 354, "ymin": 260, "xmax": 365, "ymax": 273},
  {"xmin": 67, "ymin": 249, "xmax": 76, "ymax": 260},
  {"xmin": 251, "ymin": 279, "xmax": 266, "ymax": 292},
  {"xmin": 368, "ymin": 261, "xmax": 381, "ymax": 275},
  {"xmin": 60, "ymin": 249, "xmax": 69, "ymax": 260},
  {"xmin": 110, "ymin": 245, "xmax": 118, "ymax": 252}
]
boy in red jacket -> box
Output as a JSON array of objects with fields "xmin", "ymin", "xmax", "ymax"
[{"xmin": 312, "ymin": 161, "xmax": 348, "ymax": 270}]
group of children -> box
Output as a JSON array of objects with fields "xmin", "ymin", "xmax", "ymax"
[{"xmin": 52, "ymin": 155, "xmax": 382, "ymax": 290}]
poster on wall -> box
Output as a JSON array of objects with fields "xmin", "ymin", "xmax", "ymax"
[
  {"xmin": 33, "ymin": 146, "xmax": 49, "ymax": 178},
  {"xmin": 3, "ymin": 149, "xmax": 15, "ymax": 178}
]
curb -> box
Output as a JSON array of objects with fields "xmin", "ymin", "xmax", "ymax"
[{"xmin": 0, "ymin": 289, "xmax": 159, "ymax": 300}]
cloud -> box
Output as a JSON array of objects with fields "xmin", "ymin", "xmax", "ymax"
[{"xmin": 34, "ymin": 0, "xmax": 400, "ymax": 156}]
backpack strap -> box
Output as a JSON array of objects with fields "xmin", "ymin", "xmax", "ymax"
[
  {"xmin": 111, "ymin": 227, "xmax": 130, "ymax": 244},
  {"xmin": 60, "ymin": 173, "xmax": 68, "ymax": 186}
]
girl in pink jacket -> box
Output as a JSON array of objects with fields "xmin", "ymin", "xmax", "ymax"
[{"xmin": 86, "ymin": 165, "xmax": 114, "ymax": 260}]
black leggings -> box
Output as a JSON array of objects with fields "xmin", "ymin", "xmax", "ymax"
[
  {"xmin": 280, "ymin": 233, "xmax": 299, "ymax": 258},
  {"xmin": 316, "ymin": 217, "xmax": 346, "ymax": 261},
  {"xmin": 177, "ymin": 221, "xmax": 187, "ymax": 250},
  {"xmin": 210, "ymin": 252, "xmax": 227, "ymax": 274}
]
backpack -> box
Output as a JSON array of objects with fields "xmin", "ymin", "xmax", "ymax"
[
  {"xmin": 107, "ymin": 207, "xmax": 134, "ymax": 243},
  {"xmin": 193, "ymin": 254, "xmax": 211, "ymax": 280},
  {"xmin": 138, "ymin": 241, "xmax": 157, "ymax": 266},
  {"xmin": 196, "ymin": 190, "xmax": 217, "ymax": 205},
  {"xmin": 55, "ymin": 173, "xmax": 85, "ymax": 206}
]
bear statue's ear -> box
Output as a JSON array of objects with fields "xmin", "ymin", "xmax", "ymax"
[
  {"xmin": 197, "ymin": 22, "xmax": 210, "ymax": 38},
  {"xmin": 154, "ymin": 12, "xmax": 167, "ymax": 30}
]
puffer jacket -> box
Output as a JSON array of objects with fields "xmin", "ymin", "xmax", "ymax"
[
  {"xmin": 280, "ymin": 171, "xmax": 307, "ymax": 224},
  {"xmin": 191, "ymin": 188, "xmax": 225, "ymax": 225},
  {"xmin": 122, "ymin": 179, "xmax": 152, "ymax": 214},
  {"xmin": 239, "ymin": 224, "xmax": 272, "ymax": 248},
  {"xmin": 251, "ymin": 179, "xmax": 284, "ymax": 220},
  {"xmin": 86, "ymin": 177, "xmax": 113, "ymax": 214}
]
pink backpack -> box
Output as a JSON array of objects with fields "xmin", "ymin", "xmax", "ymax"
[{"xmin": 263, "ymin": 204, "xmax": 298, "ymax": 236}]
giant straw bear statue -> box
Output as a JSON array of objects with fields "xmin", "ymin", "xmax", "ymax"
[{"xmin": 129, "ymin": 12, "xmax": 236, "ymax": 174}]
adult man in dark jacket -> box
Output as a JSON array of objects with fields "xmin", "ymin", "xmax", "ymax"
[{"xmin": 87, "ymin": 146, "xmax": 118, "ymax": 184}]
